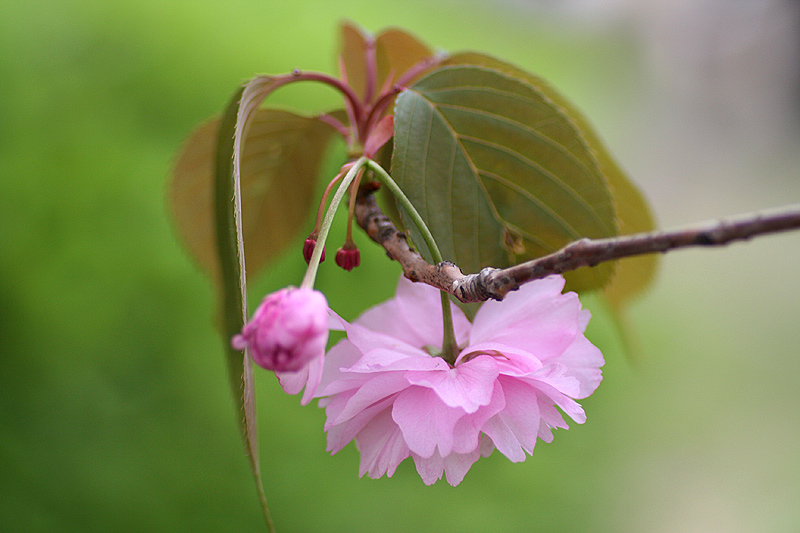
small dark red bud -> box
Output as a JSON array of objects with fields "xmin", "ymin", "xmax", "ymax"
[
  {"xmin": 335, "ymin": 247, "xmax": 360, "ymax": 271},
  {"xmin": 303, "ymin": 237, "xmax": 325, "ymax": 264}
]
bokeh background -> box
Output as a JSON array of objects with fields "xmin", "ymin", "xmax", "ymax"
[{"xmin": 3, "ymin": 0, "xmax": 800, "ymax": 530}]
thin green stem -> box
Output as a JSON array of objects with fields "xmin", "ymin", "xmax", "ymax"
[
  {"xmin": 365, "ymin": 160, "xmax": 459, "ymax": 365},
  {"xmin": 301, "ymin": 158, "xmax": 368, "ymax": 289},
  {"xmin": 365, "ymin": 161, "xmax": 441, "ymax": 262},
  {"xmin": 344, "ymin": 167, "xmax": 363, "ymax": 245},
  {"xmin": 437, "ymin": 291, "xmax": 458, "ymax": 364}
]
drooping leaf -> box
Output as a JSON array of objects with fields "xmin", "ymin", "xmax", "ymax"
[
  {"xmin": 212, "ymin": 85, "xmax": 272, "ymax": 530},
  {"xmin": 171, "ymin": 107, "xmax": 339, "ymax": 289},
  {"xmin": 440, "ymin": 52, "xmax": 658, "ymax": 303},
  {"xmin": 176, "ymin": 75, "xmax": 340, "ymax": 531},
  {"xmin": 392, "ymin": 65, "xmax": 618, "ymax": 293}
]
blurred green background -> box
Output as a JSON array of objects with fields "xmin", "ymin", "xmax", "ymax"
[{"xmin": 3, "ymin": 0, "xmax": 800, "ymax": 530}]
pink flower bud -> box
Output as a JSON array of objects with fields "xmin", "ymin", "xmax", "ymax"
[
  {"xmin": 335, "ymin": 246, "xmax": 360, "ymax": 271},
  {"xmin": 303, "ymin": 237, "xmax": 325, "ymax": 264},
  {"xmin": 231, "ymin": 287, "xmax": 329, "ymax": 372}
]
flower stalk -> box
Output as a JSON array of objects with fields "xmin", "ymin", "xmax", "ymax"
[
  {"xmin": 365, "ymin": 160, "xmax": 460, "ymax": 364},
  {"xmin": 301, "ymin": 157, "xmax": 369, "ymax": 288}
]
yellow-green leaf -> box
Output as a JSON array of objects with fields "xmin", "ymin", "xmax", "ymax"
[
  {"xmin": 170, "ymin": 108, "xmax": 339, "ymax": 288},
  {"xmin": 441, "ymin": 52, "xmax": 658, "ymax": 302},
  {"xmin": 392, "ymin": 65, "xmax": 618, "ymax": 292}
]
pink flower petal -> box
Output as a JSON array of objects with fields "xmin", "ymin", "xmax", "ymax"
[
  {"xmin": 331, "ymin": 372, "xmax": 411, "ymax": 426},
  {"xmin": 327, "ymin": 309, "xmax": 347, "ymax": 331},
  {"xmin": 471, "ymin": 276, "xmax": 580, "ymax": 360},
  {"xmin": 275, "ymin": 350, "xmax": 325, "ymax": 405},
  {"xmin": 406, "ymin": 355, "xmax": 499, "ymax": 413},
  {"xmin": 315, "ymin": 340, "xmax": 366, "ymax": 397},
  {"xmin": 482, "ymin": 377, "xmax": 542, "ymax": 462},
  {"xmin": 392, "ymin": 387, "xmax": 465, "ymax": 458},
  {"xmin": 411, "ymin": 450, "xmax": 444, "ymax": 485},
  {"xmin": 457, "ymin": 341, "xmax": 544, "ymax": 376},
  {"xmin": 343, "ymin": 321, "xmax": 422, "ymax": 359},
  {"xmin": 357, "ymin": 276, "xmax": 471, "ymax": 349},
  {"xmin": 527, "ymin": 366, "xmax": 586, "ymax": 423},
  {"xmin": 441, "ymin": 447, "xmax": 482, "ymax": 486},
  {"xmin": 537, "ymin": 397, "xmax": 569, "ymax": 442},
  {"xmin": 355, "ymin": 406, "xmax": 411, "ymax": 479},
  {"xmin": 479, "ymin": 434, "xmax": 496, "ymax": 457},
  {"xmin": 347, "ymin": 348, "xmax": 446, "ymax": 374},
  {"xmin": 411, "ymin": 447, "xmax": 482, "ymax": 486},
  {"xmin": 471, "ymin": 276, "xmax": 564, "ymax": 334},
  {"xmin": 450, "ymin": 381, "xmax": 506, "ymax": 454},
  {"xmin": 551, "ymin": 325, "xmax": 604, "ymax": 399},
  {"xmin": 326, "ymin": 394, "xmax": 398, "ymax": 454}
]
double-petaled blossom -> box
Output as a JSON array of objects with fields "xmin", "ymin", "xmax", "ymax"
[
  {"xmin": 232, "ymin": 287, "xmax": 328, "ymax": 404},
  {"xmin": 314, "ymin": 275, "xmax": 603, "ymax": 486}
]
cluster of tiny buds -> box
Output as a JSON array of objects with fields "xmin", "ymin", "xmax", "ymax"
[{"xmin": 303, "ymin": 233, "xmax": 360, "ymax": 271}]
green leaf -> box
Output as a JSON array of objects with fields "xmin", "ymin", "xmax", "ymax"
[
  {"xmin": 212, "ymin": 85, "xmax": 273, "ymax": 530},
  {"xmin": 392, "ymin": 65, "xmax": 618, "ymax": 292},
  {"xmin": 440, "ymin": 52, "xmax": 658, "ymax": 302},
  {"xmin": 172, "ymin": 72, "xmax": 339, "ymax": 530},
  {"xmin": 170, "ymin": 108, "xmax": 339, "ymax": 289},
  {"xmin": 176, "ymin": 75, "xmax": 341, "ymax": 531}
]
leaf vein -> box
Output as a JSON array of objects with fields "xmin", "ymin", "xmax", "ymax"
[{"xmin": 458, "ymin": 134, "xmax": 609, "ymax": 232}]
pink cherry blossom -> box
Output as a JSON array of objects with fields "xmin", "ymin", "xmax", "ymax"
[
  {"xmin": 315, "ymin": 275, "xmax": 603, "ymax": 486},
  {"xmin": 232, "ymin": 287, "xmax": 328, "ymax": 404}
]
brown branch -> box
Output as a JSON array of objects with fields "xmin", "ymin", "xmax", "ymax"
[
  {"xmin": 354, "ymin": 188, "xmax": 800, "ymax": 303},
  {"xmin": 354, "ymin": 184, "xmax": 464, "ymax": 293}
]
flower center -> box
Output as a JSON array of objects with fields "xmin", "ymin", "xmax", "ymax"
[
  {"xmin": 458, "ymin": 349, "xmax": 509, "ymax": 365},
  {"xmin": 422, "ymin": 344, "xmax": 442, "ymax": 358}
]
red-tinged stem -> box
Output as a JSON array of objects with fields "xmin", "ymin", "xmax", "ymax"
[
  {"xmin": 302, "ymin": 158, "xmax": 368, "ymax": 288},
  {"xmin": 312, "ymin": 162, "xmax": 354, "ymax": 234},
  {"xmin": 365, "ymin": 89, "xmax": 400, "ymax": 133},
  {"xmin": 317, "ymin": 113, "xmax": 351, "ymax": 141},
  {"xmin": 364, "ymin": 57, "xmax": 442, "ymax": 134},
  {"xmin": 288, "ymin": 70, "xmax": 365, "ymax": 128}
]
